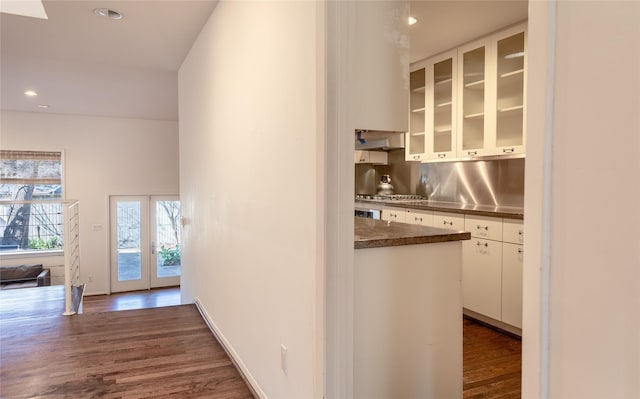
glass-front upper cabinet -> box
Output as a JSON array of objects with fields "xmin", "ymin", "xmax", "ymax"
[
  {"xmin": 457, "ymin": 22, "xmax": 527, "ymax": 158},
  {"xmin": 427, "ymin": 50, "xmax": 457, "ymax": 160},
  {"xmin": 494, "ymin": 27, "xmax": 526, "ymax": 155},
  {"xmin": 406, "ymin": 67, "xmax": 427, "ymax": 161},
  {"xmin": 458, "ymin": 44, "xmax": 489, "ymax": 157},
  {"xmin": 406, "ymin": 50, "xmax": 457, "ymax": 162}
]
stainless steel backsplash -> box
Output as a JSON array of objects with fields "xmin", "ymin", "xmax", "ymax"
[{"xmin": 355, "ymin": 149, "xmax": 524, "ymax": 207}]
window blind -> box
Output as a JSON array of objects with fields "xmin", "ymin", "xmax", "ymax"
[{"xmin": 0, "ymin": 150, "xmax": 62, "ymax": 185}]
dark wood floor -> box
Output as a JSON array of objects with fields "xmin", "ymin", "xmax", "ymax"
[
  {"xmin": 82, "ymin": 286, "xmax": 182, "ymax": 313},
  {"xmin": 463, "ymin": 318, "xmax": 522, "ymax": 398},
  {"xmin": 1, "ymin": 286, "xmax": 521, "ymax": 398},
  {"xmin": 0, "ymin": 286, "xmax": 254, "ymax": 399}
]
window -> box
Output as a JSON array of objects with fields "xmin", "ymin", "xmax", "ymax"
[{"xmin": 0, "ymin": 150, "xmax": 63, "ymax": 252}]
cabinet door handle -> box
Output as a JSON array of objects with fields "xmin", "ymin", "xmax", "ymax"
[
  {"xmin": 413, "ymin": 155, "xmax": 421, "ymax": 160},
  {"xmin": 517, "ymin": 248, "xmax": 524, "ymax": 254},
  {"xmin": 438, "ymin": 153, "xmax": 446, "ymax": 158},
  {"xmin": 503, "ymin": 147, "xmax": 515, "ymax": 153},
  {"xmin": 476, "ymin": 241, "xmax": 488, "ymax": 247},
  {"xmin": 476, "ymin": 225, "xmax": 488, "ymax": 231},
  {"xmin": 415, "ymin": 217, "xmax": 422, "ymax": 222},
  {"xmin": 467, "ymin": 151, "xmax": 478, "ymax": 156},
  {"xmin": 518, "ymin": 230, "xmax": 524, "ymax": 237},
  {"xmin": 443, "ymin": 221, "xmax": 453, "ymax": 226}
]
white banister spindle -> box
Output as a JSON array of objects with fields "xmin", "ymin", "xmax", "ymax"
[{"xmin": 62, "ymin": 203, "xmax": 73, "ymax": 315}]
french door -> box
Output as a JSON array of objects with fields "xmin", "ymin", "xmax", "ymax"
[{"xmin": 110, "ymin": 195, "xmax": 181, "ymax": 293}]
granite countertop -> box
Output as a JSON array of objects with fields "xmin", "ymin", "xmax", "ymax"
[
  {"xmin": 355, "ymin": 199, "xmax": 524, "ymax": 220},
  {"xmin": 355, "ymin": 217, "xmax": 471, "ymax": 249}
]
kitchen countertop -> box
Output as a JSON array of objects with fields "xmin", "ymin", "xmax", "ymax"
[
  {"xmin": 355, "ymin": 217, "xmax": 471, "ymax": 249},
  {"xmin": 355, "ymin": 199, "xmax": 524, "ymax": 220}
]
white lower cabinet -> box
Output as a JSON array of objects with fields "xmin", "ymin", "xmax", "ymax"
[
  {"xmin": 465, "ymin": 215, "xmax": 503, "ymax": 241},
  {"xmin": 405, "ymin": 209, "xmax": 434, "ymax": 226},
  {"xmin": 377, "ymin": 204, "xmax": 524, "ymax": 330},
  {"xmin": 463, "ymin": 216, "xmax": 523, "ymax": 331},
  {"xmin": 501, "ymin": 243, "xmax": 523, "ymax": 328},
  {"xmin": 381, "ymin": 207, "xmax": 406, "ymax": 223},
  {"xmin": 433, "ymin": 211, "xmax": 465, "ymax": 230},
  {"xmin": 463, "ymin": 238, "xmax": 503, "ymax": 321}
]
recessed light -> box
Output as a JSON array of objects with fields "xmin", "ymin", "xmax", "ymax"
[
  {"xmin": 24, "ymin": 90, "xmax": 38, "ymax": 97},
  {"xmin": 37, "ymin": 104, "xmax": 49, "ymax": 109},
  {"xmin": 408, "ymin": 16, "xmax": 417, "ymax": 26},
  {"xmin": 93, "ymin": 8, "xmax": 124, "ymax": 20}
]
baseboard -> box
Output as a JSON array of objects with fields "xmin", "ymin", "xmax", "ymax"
[
  {"xmin": 193, "ymin": 297, "xmax": 266, "ymax": 399},
  {"xmin": 83, "ymin": 291, "xmax": 108, "ymax": 296},
  {"xmin": 463, "ymin": 308, "xmax": 522, "ymax": 338}
]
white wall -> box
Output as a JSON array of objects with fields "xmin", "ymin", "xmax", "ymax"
[
  {"xmin": 524, "ymin": 1, "xmax": 640, "ymax": 397},
  {"xmin": 178, "ymin": 2, "xmax": 322, "ymax": 398},
  {"xmin": 0, "ymin": 110, "xmax": 179, "ymax": 294}
]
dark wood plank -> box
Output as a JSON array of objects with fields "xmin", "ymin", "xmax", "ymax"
[
  {"xmin": 0, "ymin": 288, "xmax": 253, "ymax": 398},
  {"xmin": 82, "ymin": 286, "xmax": 181, "ymax": 313}
]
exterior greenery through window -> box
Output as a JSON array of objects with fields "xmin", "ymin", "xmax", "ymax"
[{"xmin": 0, "ymin": 150, "xmax": 63, "ymax": 252}]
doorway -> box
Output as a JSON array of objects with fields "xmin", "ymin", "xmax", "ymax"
[{"xmin": 109, "ymin": 195, "xmax": 181, "ymax": 293}]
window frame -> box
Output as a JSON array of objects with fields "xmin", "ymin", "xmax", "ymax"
[{"xmin": 0, "ymin": 149, "xmax": 66, "ymax": 256}]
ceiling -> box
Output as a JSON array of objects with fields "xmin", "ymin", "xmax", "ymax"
[
  {"xmin": 409, "ymin": 1, "xmax": 528, "ymax": 63},
  {"xmin": 0, "ymin": 1, "xmax": 527, "ymax": 122},
  {"xmin": 0, "ymin": 0, "xmax": 218, "ymax": 121}
]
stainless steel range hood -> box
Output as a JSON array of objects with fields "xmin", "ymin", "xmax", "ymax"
[{"xmin": 354, "ymin": 129, "xmax": 405, "ymax": 150}]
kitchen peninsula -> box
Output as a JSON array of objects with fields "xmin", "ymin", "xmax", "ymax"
[{"xmin": 354, "ymin": 217, "xmax": 470, "ymax": 398}]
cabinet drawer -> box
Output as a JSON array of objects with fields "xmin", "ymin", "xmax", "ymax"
[
  {"xmin": 433, "ymin": 211, "xmax": 465, "ymax": 231},
  {"xmin": 368, "ymin": 151, "xmax": 388, "ymax": 165},
  {"xmin": 465, "ymin": 215, "xmax": 503, "ymax": 241},
  {"xmin": 354, "ymin": 150, "xmax": 388, "ymax": 165},
  {"xmin": 381, "ymin": 207, "xmax": 406, "ymax": 223},
  {"xmin": 354, "ymin": 150, "xmax": 369, "ymax": 163},
  {"xmin": 405, "ymin": 209, "xmax": 433, "ymax": 226},
  {"xmin": 503, "ymin": 219, "xmax": 524, "ymax": 244}
]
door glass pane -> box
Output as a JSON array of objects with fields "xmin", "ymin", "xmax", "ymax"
[
  {"xmin": 496, "ymin": 32, "xmax": 525, "ymax": 147},
  {"xmin": 433, "ymin": 58, "xmax": 453, "ymax": 153},
  {"xmin": 155, "ymin": 201, "xmax": 181, "ymax": 278},
  {"xmin": 462, "ymin": 47, "xmax": 485, "ymax": 151},
  {"xmin": 117, "ymin": 201, "xmax": 141, "ymax": 281}
]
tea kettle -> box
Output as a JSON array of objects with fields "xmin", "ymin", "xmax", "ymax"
[{"xmin": 376, "ymin": 175, "xmax": 394, "ymax": 195}]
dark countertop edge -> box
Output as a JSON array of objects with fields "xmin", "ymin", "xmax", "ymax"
[
  {"xmin": 355, "ymin": 231, "xmax": 471, "ymax": 249},
  {"xmin": 356, "ymin": 200, "xmax": 524, "ymax": 220}
]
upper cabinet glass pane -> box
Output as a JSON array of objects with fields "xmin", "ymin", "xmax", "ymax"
[
  {"xmin": 496, "ymin": 32, "xmax": 525, "ymax": 148},
  {"xmin": 409, "ymin": 68, "xmax": 426, "ymax": 155},
  {"xmin": 433, "ymin": 58, "xmax": 453, "ymax": 153},
  {"xmin": 461, "ymin": 47, "xmax": 485, "ymax": 151}
]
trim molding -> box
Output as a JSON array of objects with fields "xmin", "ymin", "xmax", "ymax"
[
  {"xmin": 463, "ymin": 309, "xmax": 522, "ymax": 338},
  {"xmin": 539, "ymin": 2, "xmax": 557, "ymax": 398},
  {"xmin": 193, "ymin": 297, "xmax": 265, "ymax": 399}
]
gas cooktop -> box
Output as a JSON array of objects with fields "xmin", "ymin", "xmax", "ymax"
[{"xmin": 355, "ymin": 194, "xmax": 428, "ymax": 202}]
